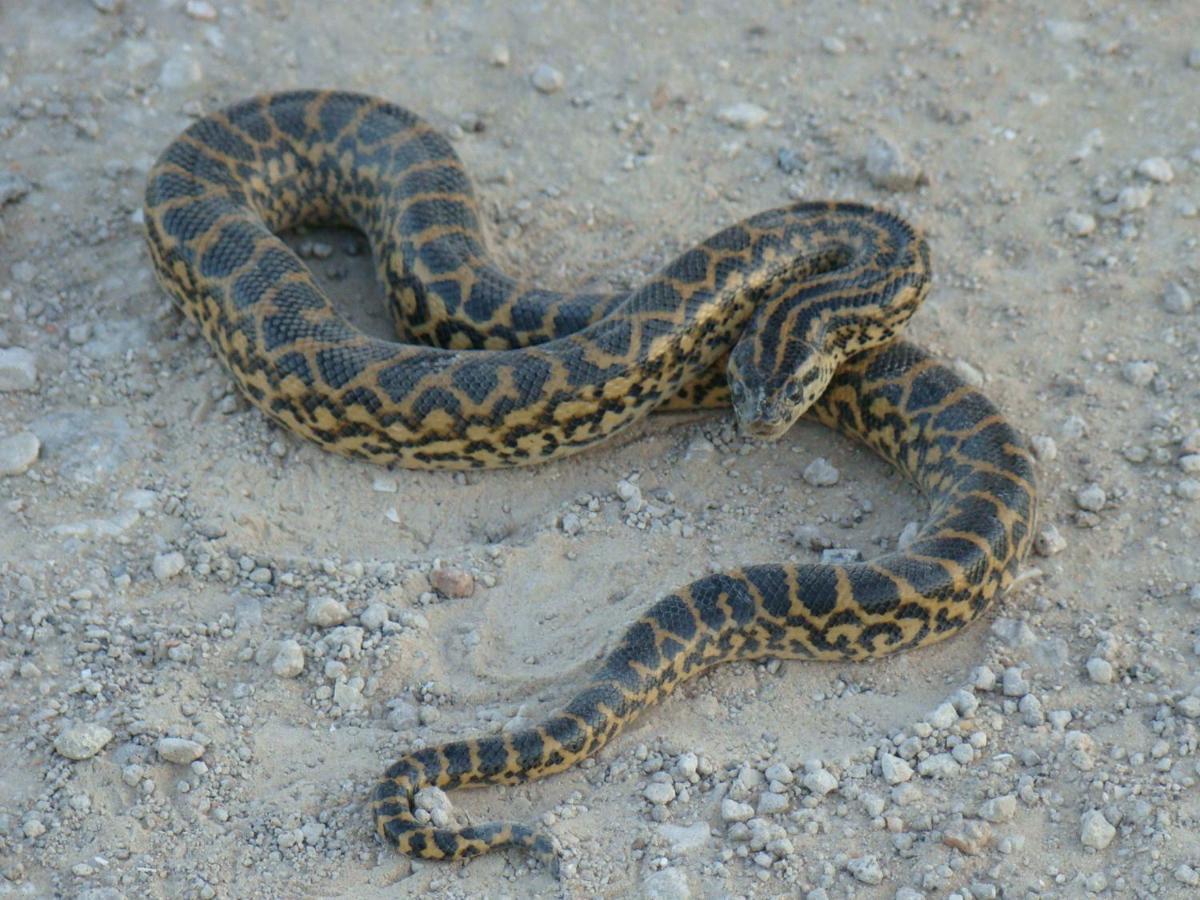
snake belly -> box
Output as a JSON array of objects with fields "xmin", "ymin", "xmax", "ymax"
[{"xmin": 142, "ymin": 90, "xmax": 1038, "ymax": 869}]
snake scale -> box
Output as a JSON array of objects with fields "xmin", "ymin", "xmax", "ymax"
[{"xmin": 143, "ymin": 90, "xmax": 1037, "ymax": 870}]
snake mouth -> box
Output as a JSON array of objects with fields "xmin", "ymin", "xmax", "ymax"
[{"xmin": 738, "ymin": 416, "xmax": 794, "ymax": 441}]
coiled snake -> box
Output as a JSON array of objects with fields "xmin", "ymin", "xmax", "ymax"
[{"xmin": 143, "ymin": 90, "xmax": 1037, "ymax": 871}]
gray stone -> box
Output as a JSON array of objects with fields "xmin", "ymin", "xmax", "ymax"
[
  {"xmin": 54, "ymin": 723, "xmax": 113, "ymax": 760},
  {"xmin": 0, "ymin": 431, "xmax": 39, "ymax": 476},
  {"xmin": 156, "ymin": 737, "xmax": 205, "ymax": 764},
  {"xmin": 0, "ymin": 348, "xmax": 37, "ymax": 391}
]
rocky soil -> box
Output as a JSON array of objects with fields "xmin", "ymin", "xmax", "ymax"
[{"xmin": 1, "ymin": 2, "xmax": 1199, "ymax": 898}]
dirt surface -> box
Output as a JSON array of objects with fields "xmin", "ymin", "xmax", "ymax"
[{"xmin": 2, "ymin": 2, "xmax": 1200, "ymax": 898}]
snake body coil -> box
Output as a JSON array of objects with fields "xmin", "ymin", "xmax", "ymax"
[{"xmin": 144, "ymin": 91, "xmax": 1037, "ymax": 869}]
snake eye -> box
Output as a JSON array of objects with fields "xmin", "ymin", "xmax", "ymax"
[{"xmin": 730, "ymin": 382, "xmax": 747, "ymax": 405}]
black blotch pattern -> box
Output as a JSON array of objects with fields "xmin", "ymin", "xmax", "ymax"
[{"xmin": 199, "ymin": 220, "xmax": 259, "ymax": 278}]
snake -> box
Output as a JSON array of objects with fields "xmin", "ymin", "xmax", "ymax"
[{"xmin": 143, "ymin": 90, "xmax": 1038, "ymax": 871}]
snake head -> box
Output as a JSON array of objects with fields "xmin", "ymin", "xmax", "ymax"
[{"xmin": 727, "ymin": 334, "xmax": 836, "ymax": 440}]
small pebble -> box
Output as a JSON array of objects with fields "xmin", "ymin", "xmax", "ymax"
[
  {"xmin": 1122, "ymin": 360, "xmax": 1157, "ymax": 387},
  {"xmin": 1079, "ymin": 809, "xmax": 1116, "ymax": 849},
  {"xmin": 54, "ymin": 723, "xmax": 114, "ymax": 760},
  {"xmin": 1064, "ymin": 211, "xmax": 1096, "ymax": 236},
  {"xmin": 716, "ymin": 102, "xmax": 769, "ymax": 130},
  {"xmin": 1116, "ymin": 185, "xmax": 1152, "ymax": 213},
  {"xmin": 1030, "ymin": 434, "xmax": 1057, "ymax": 461},
  {"xmin": 152, "ymin": 551, "xmax": 186, "ymax": 581},
  {"xmin": 1136, "ymin": 156, "xmax": 1173, "ymax": 183},
  {"xmin": 0, "ymin": 431, "xmax": 40, "ymax": 476},
  {"xmin": 184, "ymin": 0, "xmax": 217, "ymax": 20},
  {"xmin": 530, "ymin": 63, "xmax": 564, "ymax": 94},
  {"xmin": 489, "ymin": 43, "xmax": 510, "ymax": 67},
  {"xmin": 864, "ymin": 134, "xmax": 924, "ymax": 191},
  {"xmin": 821, "ymin": 36, "xmax": 847, "ymax": 55},
  {"xmin": 1162, "ymin": 282, "xmax": 1194, "ymax": 314},
  {"xmin": 1179, "ymin": 479, "xmax": 1200, "ymax": 501},
  {"xmin": 360, "ymin": 602, "xmax": 390, "ymax": 630},
  {"xmin": 306, "ymin": 596, "xmax": 350, "ymax": 627},
  {"xmin": 1085, "ymin": 656, "xmax": 1114, "ymax": 684},
  {"xmin": 1178, "ymin": 454, "xmax": 1200, "ymax": 474},
  {"xmin": 1074, "ymin": 483, "xmax": 1106, "ymax": 512},
  {"xmin": 1034, "ymin": 524, "xmax": 1067, "ymax": 556},
  {"xmin": 156, "ymin": 737, "xmax": 205, "ymax": 764},
  {"xmin": 846, "ymin": 855, "xmax": 883, "ymax": 885},
  {"xmin": 0, "ymin": 347, "xmax": 37, "ymax": 391},
  {"xmin": 802, "ymin": 457, "xmax": 839, "ymax": 486}
]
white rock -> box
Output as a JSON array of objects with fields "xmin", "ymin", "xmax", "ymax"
[
  {"xmin": 1122, "ymin": 360, "xmax": 1157, "ymax": 386},
  {"xmin": 721, "ymin": 797, "xmax": 754, "ymax": 822},
  {"xmin": 802, "ymin": 457, "xmax": 839, "ymax": 486},
  {"xmin": 1030, "ymin": 434, "xmax": 1058, "ymax": 461},
  {"xmin": 1085, "ymin": 657, "xmax": 1114, "ymax": 684},
  {"xmin": 673, "ymin": 752, "xmax": 699, "ymax": 780},
  {"xmin": 821, "ymin": 36, "xmax": 847, "ymax": 55},
  {"xmin": 1136, "ymin": 157, "xmax": 1174, "ymax": 183},
  {"xmin": 1079, "ymin": 809, "xmax": 1116, "ymax": 849},
  {"xmin": 1034, "ymin": 524, "xmax": 1067, "ymax": 556},
  {"xmin": 1074, "ymin": 483, "xmax": 1106, "ymax": 512},
  {"xmin": 488, "ymin": 43, "xmax": 510, "ymax": 67},
  {"xmin": 764, "ymin": 762, "xmax": 794, "ymax": 784},
  {"xmin": 1116, "ymin": 185, "xmax": 1152, "ymax": 212},
  {"xmin": 0, "ymin": 431, "xmax": 39, "ymax": 476},
  {"xmin": 880, "ymin": 753, "xmax": 913, "ymax": 784},
  {"xmin": 184, "ymin": 0, "xmax": 217, "ymax": 20},
  {"xmin": 152, "ymin": 551, "xmax": 186, "ymax": 581},
  {"xmin": 0, "ymin": 347, "xmax": 37, "ymax": 390},
  {"xmin": 927, "ymin": 702, "xmax": 959, "ymax": 730},
  {"xmin": 897, "ymin": 521, "xmax": 921, "ymax": 551},
  {"xmin": 54, "ymin": 723, "xmax": 113, "ymax": 760},
  {"xmin": 157, "ymin": 736, "xmax": 205, "ymax": 764},
  {"xmin": 1177, "ymin": 695, "xmax": 1200, "ymax": 718},
  {"xmin": 360, "ymin": 602, "xmax": 390, "ymax": 630},
  {"xmin": 1179, "ymin": 479, "xmax": 1200, "ymax": 501},
  {"xmin": 1179, "ymin": 454, "xmax": 1200, "ymax": 474},
  {"xmin": 643, "ymin": 781, "xmax": 676, "ymax": 805},
  {"xmin": 951, "ymin": 358, "xmax": 984, "ymax": 387},
  {"xmin": 716, "ymin": 102, "xmax": 769, "ymax": 130},
  {"xmin": 272, "ymin": 640, "xmax": 305, "ymax": 677},
  {"xmin": 530, "ymin": 63, "xmax": 564, "ymax": 94},
  {"xmin": 1064, "ymin": 211, "xmax": 1096, "ymax": 236}
]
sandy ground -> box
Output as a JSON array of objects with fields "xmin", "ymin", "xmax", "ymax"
[{"xmin": 2, "ymin": 2, "xmax": 1200, "ymax": 898}]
